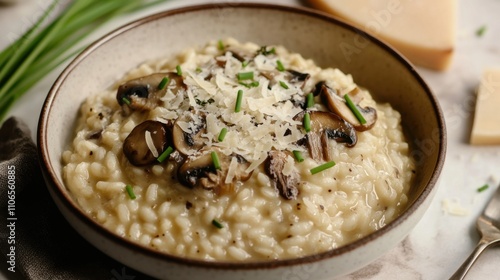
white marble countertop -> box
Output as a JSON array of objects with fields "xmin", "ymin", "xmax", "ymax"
[{"xmin": 1, "ymin": 0, "xmax": 500, "ymax": 279}]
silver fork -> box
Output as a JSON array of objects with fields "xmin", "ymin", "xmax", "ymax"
[{"xmin": 449, "ymin": 185, "xmax": 500, "ymax": 279}]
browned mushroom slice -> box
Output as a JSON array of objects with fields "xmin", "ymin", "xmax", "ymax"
[
  {"xmin": 295, "ymin": 111, "xmax": 357, "ymax": 162},
  {"xmin": 319, "ymin": 84, "xmax": 377, "ymax": 131},
  {"xmin": 123, "ymin": 120, "xmax": 170, "ymax": 166},
  {"xmin": 265, "ymin": 150, "xmax": 300, "ymax": 200},
  {"xmin": 116, "ymin": 72, "xmax": 185, "ymax": 112},
  {"xmin": 177, "ymin": 149, "xmax": 252, "ymax": 191},
  {"xmin": 172, "ymin": 114, "xmax": 206, "ymax": 155},
  {"xmin": 286, "ymin": 70, "xmax": 310, "ymax": 89}
]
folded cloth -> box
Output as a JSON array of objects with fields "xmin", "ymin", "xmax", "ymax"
[{"xmin": 0, "ymin": 117, "xmax": 154, "ymax": 280}]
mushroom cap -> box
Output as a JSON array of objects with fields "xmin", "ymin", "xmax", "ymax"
[
  {"xmin": 265, "ymin": 150, "xmax": 300, "ymax": 200},
  {"xmin": 123, "ymin": 120, "xmax": 170, "ymax": 166},
  {"xmin": 172, "ymin": 113, "xmax": 206, "ymax": 156},
  {"xmin": 177, "ymin": 149, "xmax": 252, "ymax": 191},
  {"xmin": 117, "ymin": 72, "xmax": 185, "ymax": 112}
]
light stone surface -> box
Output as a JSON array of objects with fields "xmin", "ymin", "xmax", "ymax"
[{"xmin": 1, "ymin": 0, "xmax": 499, "ymax": 279}]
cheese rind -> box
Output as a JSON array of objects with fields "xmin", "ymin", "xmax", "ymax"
[
  {"xmin": 470, "ymin": 69, "xmax": 500, "ymax": 145},
  {"xmin": 309, "ymin": 0, "xmax": 456, "ymax": 71}
]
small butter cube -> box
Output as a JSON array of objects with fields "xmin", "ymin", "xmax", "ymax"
[{"xmin": 470, "ymin": 69, "xmax": 500, "ymax": 144}]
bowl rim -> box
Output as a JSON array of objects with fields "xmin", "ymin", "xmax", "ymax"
[{"xmin": 37, "ymin": 2, "xmax": 447, "ymax": 270}]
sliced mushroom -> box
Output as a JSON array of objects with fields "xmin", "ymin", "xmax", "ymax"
[
  {"xmin": 295, "ymin": 111, "xmax": 357, "ymax": 162},
  {"xmin": 116, "ymin": 72, "xmax": 185, "ymax": 112},
  {"xmin": 177, "ymin": 149, "xmax": 252, "ymax": 191},
  {"xmin": 172, "ymin": 113, "xmax": 206, "ymax": 155},
  {"xmin": 265, "ymin": 150, "xmax": 300, "ymax": 200},
  {"xmin": 260, "ymin": 69, "xmax": 310, "ymax": 89},
  {"xmin": 123, "ymin": 120, "xmax": 170, "ymax": 166},
  {"xmin": 227, "ymin": 47, "xmax": 256, "ymax": 62},
  {"xmin": 319, "ymin": 84, "xmax": 377, "ymax": 131}
]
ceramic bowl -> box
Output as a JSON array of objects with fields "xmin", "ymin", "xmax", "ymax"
[{"xmin": 38, "ymin": 3, "xmax": 446, "ymax": 279}]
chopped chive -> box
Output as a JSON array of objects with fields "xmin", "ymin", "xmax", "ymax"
[
  {"xmin": 212, "ymin": 219, "xmax": 224, "ymax": 229},
  {"xmin": 235, "ymin": 89, "xmax": 244, "ymax": 112},
  {"xmin": 306, "ymin": 93, "xmax": 314, "ymax": 108},
  {"xmin": 211, "ymin": 151, "xmax": 221, "ymax": 170},
  {"xmin": 157, "ymin": 76, "xmax": 169, "ymax": 90},
  {"xmin": 276, "ymin": 60, "xmax": 285, "ymax": 71},
  {"xmin": 279, "ymin": 81, "xmax": 289, "ymax": 89},
  {"xmin": 157, "ymin": 146, "xmax": 174, "ymax": 163},
  {"xmin": 195, "ymin": 67, "xmax": 202, "ymax": 73},
  {"xmin": 310, "ymin": 161, "xmax": 336, "ymax": 175},
  {"xmin": 476, "ymin": 25, "xmax": 487, "ymax": 37},
  {"xmin": 125, "ymin": 184, "xmax": 136, "ymax": 199},
  {"xmin": 242, "ymin": 60, "xmax": 249, "ymax": 68},
  {"xmin": 293, "ymin": 150, "xmax": 305, "ymax": 162},
  {"xmin": 122, "ymin": 97, "xmax": 131, "ymax": 105},
  {"xmin": 237, "ymin": 71, "xmax": 254, "ymax": 81},
  {"xmin": 303, "ymin": 112, "xmax": 311, "ymax": 132},
  {"xmin": 176, "ymin": 65, "xmax": 183, "ymax": 76},
  {"xmin": 217, "ymin": 39, "xmax": 225, "ymax": 51},
  {"xmin": 218, "ymin": 128, "xmax": 228, "ymax": 142},
  {"xmin": 344, "ymin": 94, "xmax": 367, "ymax": 124},
  {"xmin": 477, "ymin": 184, "xmax": 489, "ymax": 192}
]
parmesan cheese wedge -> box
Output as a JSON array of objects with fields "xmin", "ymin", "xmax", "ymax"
[
  {"xmin": 470, "ymin": 69, "xmax": 500, "ymax": 145},
  {"xmin": 309, "ymin": 0, "xmax": 457, "ymax": 70}
]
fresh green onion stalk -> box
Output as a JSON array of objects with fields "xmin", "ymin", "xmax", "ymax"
[{"xmin": 0, "ymin": 0, "xmax": 170, "ymax": 121}]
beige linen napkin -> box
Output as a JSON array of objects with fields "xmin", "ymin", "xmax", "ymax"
[{"xmin": 0, "ymin": 117, "xmax": 154, "ymax": 280}]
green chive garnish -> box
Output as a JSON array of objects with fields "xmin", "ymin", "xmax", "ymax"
[
  {"xmin": 310, "ymin": 161, "xmax": 336, "ymax": 174},
  {"xmin": 176, "ymin": 65, "xmax": 183, "ymax": 76},
  {"xmin": 157, "ymin": 146, "xmax": 174, "ymax": 163},
  {"xmin": 293, "ymin": 150, "xmax": 304, "ymax": 162},
  {"xmin": 211, "ymin": 151, "xmax": 221, "ymax": 170},
  {"xmin": 303, "ymin": 112, "xmax": 311, "ymax": 132},
  {"xmin": 157, "ymin": 77, "xmax": 169, "ymax": 90},
  {"xmin": 218, "ymin": 128, "xmax": 228, "ymax": 142},
  {"xmin": 279, "ymin": 81, "xmax": 289, "ymax": 89},
  {"xmin": 476, "ymin": 25, "xmax": 487, "ymax": 37},
  {"xmin": 122, "ymin": 97, "xmax": 131, "ymax": 105},
  {"xmin": 195, "ymin": 67, "xmax": 202, "ymax": 73},
  {"xmin": 306, "ymin": 93, "xmax": 314, "ymax": 108},
  {"xmin": 125, "ymin": 184, "xmax": 136, "ymax": 199},
  {"xmin": 237, "ymin": 71, "xmax": 254, "ymax": 81},
  {"xmin": 218, "ymin": 40, "xmax": 225, "ymax": 51},
  {"xmin": 344, "ymin": 94, "xmax": 367, "ymax": 124},
  {"xmin": 239, "ymin": 81, "xmax": 259, "ymax": 88},
  {"xmin": 276, "ymin": 60, "xmax": 285, "ymax": 71},
  {"xmin": 235, "ymin": 89, "xmax": 243, "ymax": 112},
  {"xmin": 477, "ymin": 184, "xmax": 489, "ymax": 192},
  {"xmin": 242, "ymin": 61, "xmax": 249, "ymax": 68},
  {"xmin": 212, "ymin": 219, "xmax": 224, "ymax": 229}
]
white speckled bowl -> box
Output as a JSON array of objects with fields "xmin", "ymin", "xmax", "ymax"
[{"xmin": 38, "ymin": 3, "xmax": 446, "ymax": 280}]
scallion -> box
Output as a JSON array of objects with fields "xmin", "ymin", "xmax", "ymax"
[
  {"xmin": 310, "ymin": 161, "xmax": 336, "ymax": 175},
  {"xmin": 218, "ymin": 128, "xmax": 228, "ymax": 142},
  {"xmin": 303, "ymin": 112, "xmax": 311, "ymax": 132},
  {"xmin": 239, "ymin": 81, "xmax": 259, "ymax": 88},
  {"xmin": 306, "ymin": 93, "xmax": 314, "ymax": 108},
  {"xmin": 217, "ymin": 39, "xmax": 225, "ymax": 51},
  {"xmin": 211, "ymin": 151, "xmax": 221, "ymax": 170},
  {"xmin": 0, "ymin": 0, "xmax": 171, "ymax": 121},
  {"xmin": 293, "ymin": 150, "xmax": 305, "ymax": 162},
  {"xmin": 279, "ymin": 81, "xmax": 289, "ymax": 89},
  {"xmin": 344, "ymin": 94, "xmax": 367, "ymax": 124},
  {"xmin": 176, "ymin": 65, "xmax": 183, "ymax": 76},
  {"xmin": 235, "ymin": 89, "xmax": 243, "ymax": 112},
  {"xmin": 157, "ymin": 76, "xmax": 169, "ymax": 90},
  {"xmin": 195, "ymin": 67, "xmax": 202, "ymax": 73},
  {"xmin": 276, "ymin": 60, "xmax": 285, "ymax": 71},
  {"xmin": 237, "ymin": 71, "xmax": 254, "ymax": 81},
  {"xmin": 157, "ymin": 146, "xmax": 174, "ymax": 163},
  {"xmin": 125, "ymin": 184, "xmax": 136, "ymax": 199},
  {"xmin": 242, "ymin": 60, "xmax": 249, "ymax": 68},
  {"xmin": 212, "ymin": 219, "xmax": 224, "ymax": 229},
  {"xmin": 477, "ymin": 184, "xmax": 489, "ymax": 192}
]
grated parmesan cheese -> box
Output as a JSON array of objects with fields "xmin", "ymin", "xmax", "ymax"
[{"xmin": 144, "ymin": 130, "xmax": 158, "ymax": 158}]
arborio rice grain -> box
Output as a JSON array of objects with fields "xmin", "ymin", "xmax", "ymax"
[{"xmin": 62, "ymin": 38, "xmax": 415, "ymax": 261}]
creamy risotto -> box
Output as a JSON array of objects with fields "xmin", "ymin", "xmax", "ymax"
[{"xmin": 62, "ymin": 38, "xmax": 415, "ymax": 261}]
